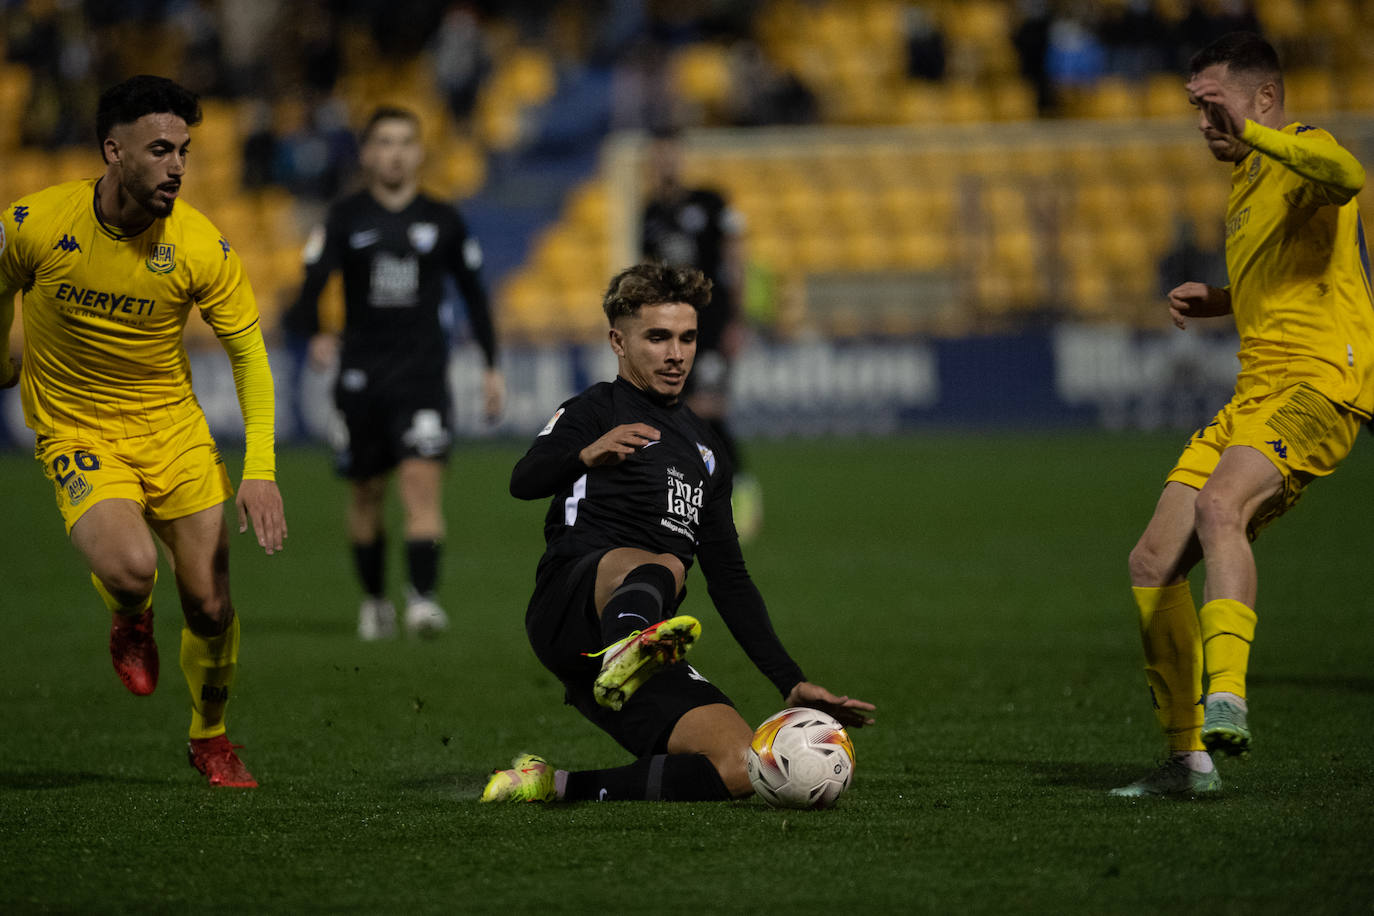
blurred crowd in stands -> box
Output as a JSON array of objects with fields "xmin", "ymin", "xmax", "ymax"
[{"xmin": 3, "ymin": 1, "xmax": 1296, "ymax": 201}]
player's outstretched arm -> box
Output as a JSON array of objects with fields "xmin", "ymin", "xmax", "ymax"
[
  {"xmin": 1241, "ymin": 120, "xmax": 1365, "ymax": 201},
  {"xmin": 785, "ymin": 681, "xmax": 876, "ymax": 728},
  {"xmin": 237, "ymin": 478, "xmax": 286, "ymax": 555},
  {"xmin": 1167, "ymin": 281, "xmax": 1231, "ymax": 329},
  {"xmin": 219, "ymin": 323, "xmax": 286, "ymax": 554}
]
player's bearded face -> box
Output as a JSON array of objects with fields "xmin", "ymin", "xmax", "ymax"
[
  {"xmin": 110, "ymin": 113, "xmax": 190, "ymax": 218},
  {"xmin": 611, "ymin": 302, "xmax": 698, "ymax": 401}
]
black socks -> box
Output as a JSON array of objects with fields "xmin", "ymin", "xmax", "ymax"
[
  {"xmin": 562, "ymin": 753, "xmax": 730, "ymax": 801},
  {"xmin": 599, "ymin": 563, "xmax": 677, "ymax": 647}
]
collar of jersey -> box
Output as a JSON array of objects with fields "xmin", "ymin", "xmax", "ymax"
[{"xmin": 614, "ymin": 374, "xmax": 681, "ymax": 409}]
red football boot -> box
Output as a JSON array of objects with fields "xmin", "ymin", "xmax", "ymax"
[
  {"xmin": 109, "ymin": 608, "xmax": 158, "ymax": 696},
  {"xmin": 188, "ymin": 735, "xmax": 259, "ymax": 788}
]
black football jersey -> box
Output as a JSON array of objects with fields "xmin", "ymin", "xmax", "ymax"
[
  {"xmin": 288, "ymin": 189, "xmax": 496, "ymax": 392},
  {"xmin": 512, "ymin": 377, "xmax": 805, "ymax": 695},
  {"xmin": 640, "ymin": 188, "xmax": 738, "ymax": 351}
]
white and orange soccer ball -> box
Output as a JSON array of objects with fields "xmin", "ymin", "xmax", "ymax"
[{"xmin": 746, "ymin": 707, "xmax": 855, "ymax": 809}]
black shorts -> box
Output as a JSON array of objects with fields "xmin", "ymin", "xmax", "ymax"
[
  {"xmin": 524, "ymin": 550, "xmax": 733, "ymax": 758},
  {"xmin": 333, "ymin": 383, "xmax": 452, "ymax": 480}
]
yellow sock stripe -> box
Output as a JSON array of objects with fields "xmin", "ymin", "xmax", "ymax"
[{"xmin": 91, "ymin": 570, "xmax": 156, "ymax": 614}]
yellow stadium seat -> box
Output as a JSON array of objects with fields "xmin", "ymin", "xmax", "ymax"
[
  {"xmin": 891, "ymin": 230, "xmax": 953, "ymax": 270},
  {"xmin": 941, "ymin": 0, "xmax": 1011, "ymax": 46},
  {"xmin": 1254, "ymin": 0, "xmax": 1307, "ymax": 40},
  {"xmin": 989, "ymin": 228, "xmax": 1037, "ymax": 273},
  {"xmin": 1086, "ymin": 77, "xmax": 1137, "ymax": 121},
  {"xmin": 1286, "ymin": 68, "xmax": 1336, "ymax": 114},
  {"xmin": 990, "ymin": 78, "xmax": 1038, "ymax": 121},
  {"xmin": 1145, "ymin": 72, "xmax": 1191, "ymax": 119},
  {"xmin": 508, "ymin": 48, "xmax": 555, "ymax": 105},
  {"xmin": 943, "ymin": 82, "xmax": 992, "ymax": 124},
  {"xmin": 672, "ymin": 44, "xmax": 732, "ymax": 108},
  {"xmin": 1068, "ymin": 266, "xmax": 1112, "ymax": 317}
]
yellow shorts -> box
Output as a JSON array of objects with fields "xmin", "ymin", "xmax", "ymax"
[
  {"xmin": 1168, "ymin": 382, "xmax": 1361, "ymax": 535},
  {"xmin": 35, "ymin": 411, "xmax": 234, "ymax": 534}
]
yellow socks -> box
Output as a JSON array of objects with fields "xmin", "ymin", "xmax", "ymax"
[
  {"xmin": 1132, "ymin": 582, "xmax": 1204, "ymax": 752},
  {"xmin": 180, "ymin": 615, "xmax": 241, "ymax": 740},
  {"xmin": 91, "ymin": 571, "xmax": 154, "ymax": 614},
  {"xmin": 1199, "ymin": 598, "xmax": 1257, "ymax": 699}
]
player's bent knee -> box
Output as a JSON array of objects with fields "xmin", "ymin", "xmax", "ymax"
[
  {"xmin": 1128, "ymin": 539, "xmax": 1168, "ymax": 587},
  {"xmin": 94, "ymin": 555, "xmax": 158, "ymax": 605},
  {"xmin": 180, "ymin": 592, "xmax": 235, "ymax": 634}
]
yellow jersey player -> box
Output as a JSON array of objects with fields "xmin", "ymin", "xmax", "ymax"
[
  {"xmin": 0, "ymin": 75, "xmax": 286, "ymax": 787},
  {"xmin": 1114, "ymin": 33, "xmax": 1374, "ymax": 797}
]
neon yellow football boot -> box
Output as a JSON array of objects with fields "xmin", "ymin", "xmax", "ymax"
[
  {"xmin": 480, "ymin": 754, "xmax": 557, "ymax": 803},
  {"xmin": 589, "ymin": 615, "xmax": 700, "ymax": 712}
]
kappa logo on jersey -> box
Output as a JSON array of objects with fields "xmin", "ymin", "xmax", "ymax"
[
  {"xmin": 146, "ymin": 242, "xmax": 176, "ymax": 274},
  {"xmin": 696, "ymin": 442, "xmax": 716, "ymax": 475},
  {"xmin": 538, "ymin": 408, "xmax": 564, "ymax": 436},
  {"xmin": 349, "ymin": 229, "xmax": 380, "ymax": 249},
  {"xmin": 1247, "ymin": 154, "xmax": 1263, "ymax": 183},
  {"xmin": 1267, "ymin": 438, "xmax": 1288, "ymax": 459},
  {"xmin": 13, "ymin": 205, "xmax": 29, "ymax": 227},
  {"xmin": 53, "ymin": 234, "xmax": 82, "ymax": 253},
  {"xmin": 408, "ymin": 222, "xmax": 438, "ymax": 254},
  {"xmin": 218, "ymin": 237, "xmax": 231, "ymax": 260}
]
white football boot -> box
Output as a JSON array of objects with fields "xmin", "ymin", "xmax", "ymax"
[
  {"xmin": 404, "ymin": 590, "xmax": 449, "ymax": 638},
  {"xmin": 357, "ymin": 597, "xmax": 397, "ymax": 641}
]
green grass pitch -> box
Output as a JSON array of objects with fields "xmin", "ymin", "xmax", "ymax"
[{"xmin": 2, "ymin": 432, "xmax": 1372, "ymax": 912}]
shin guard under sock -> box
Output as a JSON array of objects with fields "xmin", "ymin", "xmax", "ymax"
[
  {"xmin": 1133, "ymin": 582, "xmax": 1204, "ymax": 753},
  {"xmin": 599, "ymin": 563, "xmax": 677, "ymax": 647},
  {"xmin": 180, "ymin": 615, "xmax": 241, "ymax": 739},
  {"xmin": 1199, "ymin": 598, "xmax": 1257, "ymax": 699}
]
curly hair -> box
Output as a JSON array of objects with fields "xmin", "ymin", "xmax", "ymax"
[
  {"xmin": 601, "ymin": 263, "xmax": 712, "ymax": 325},
  {"xmin": 97, "ymin": 75, "xmax": 201, "ymax": 161}
]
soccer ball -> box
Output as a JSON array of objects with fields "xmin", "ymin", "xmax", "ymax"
[{"xmin": 746, "ymin": 707, "xmax": 855, "ymax": 809}]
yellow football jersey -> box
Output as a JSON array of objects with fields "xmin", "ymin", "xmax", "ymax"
[
  {"xmin": 1225, "ymin": 122, "xmax": 1374, "ymax": 416},
  {"xmin": 0, "ymin": 179, "xmax": 261, "ymax": 439}
]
